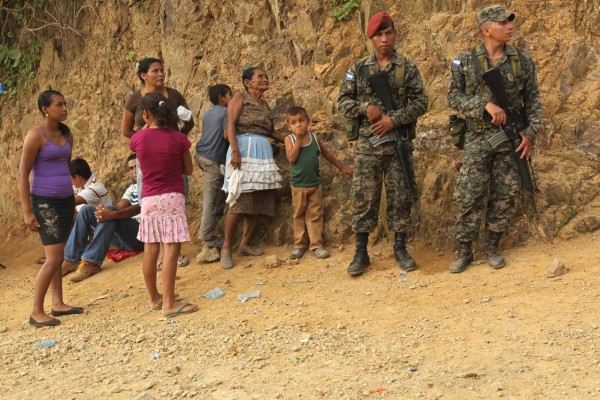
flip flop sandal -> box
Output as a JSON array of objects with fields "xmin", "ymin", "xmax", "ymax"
[
  {"xmin": 177, "ymin": 254, "xmax": 190, "ymax": 267},
  {"xmin": 152, "ymin": 293, "xmax": 182, "ymax": 311},
  {"xmin": 237, "ymin": 247, "xmax": 264, "ymax": 256},
  {"xmin": 34, "ymin": 256, "xmax": 46, "ymax": 265},
  {"xmin": 164, "ymin": 303, "xmax": 198, "ymax": 318}
]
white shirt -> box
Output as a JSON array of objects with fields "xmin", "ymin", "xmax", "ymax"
[{"xmin": 74, "ymin": 173, "xmax": 113, "ymax": 212}]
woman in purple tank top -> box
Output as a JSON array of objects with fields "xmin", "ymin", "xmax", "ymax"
[{"xmin": 18, "ymin": 90, "xmax": 84, "ymax": 327}]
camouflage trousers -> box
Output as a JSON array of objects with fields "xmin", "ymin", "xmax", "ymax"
[
  {"xmin": 352, "ymin": 152, "xmax": 413, "ymax": 233},
  {"xmin": 454, "ymin": 130, "xmax": 520, "ymax": 242}
]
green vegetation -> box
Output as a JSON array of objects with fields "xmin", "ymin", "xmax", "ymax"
[
  {"xmin": 0, "ymin": 1, "xmax": 85, "ymax": 98},
  {"xmin": 332, "ymin": 0, "xmax": 360, "ymax": 21},
  {"xmin": 0, "ymin": 1, "xmax": 47, "ymax": 97},
  {"xmin": 125, "ymin": 50, "xmax": 138, "ymax": 62}
]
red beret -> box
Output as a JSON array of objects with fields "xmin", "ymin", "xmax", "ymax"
[{"xmin": 367, "ymin": 12, "xmax": 394, "ymax": 38}]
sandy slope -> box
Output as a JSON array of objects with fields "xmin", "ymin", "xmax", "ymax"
[{"xmin": 0, "ymin": 231, "xmax": 599, "ymax": 399}]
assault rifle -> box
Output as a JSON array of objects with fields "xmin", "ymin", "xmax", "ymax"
[
  {"xmin": 366, "ymin": 71, "xmax": 419, "ymax": 208},
  {"xmin": 481, "ymin": 68, "xmax": 537, "ymax": 196}
]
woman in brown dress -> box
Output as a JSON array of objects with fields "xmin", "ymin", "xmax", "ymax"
[
  {"xmin": 121, "ymin": 57, "xmax": 194, "ymax": 268},
  {"xmin": 221, "ymin": 67, "xmax": 285, "ymax": 269}
]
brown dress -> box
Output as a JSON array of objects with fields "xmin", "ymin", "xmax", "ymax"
[
  {"xmin": 228, "ymin": 92, "xmax": 280, "ymax": 216},
  {"xmin": 124, "ymin": 87, "xmax": 195, "ymax": 134}
]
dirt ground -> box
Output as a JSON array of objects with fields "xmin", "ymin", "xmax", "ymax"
[{"xmin": 0, "ymin": 231, "xmax": 599, "ymax": 400}]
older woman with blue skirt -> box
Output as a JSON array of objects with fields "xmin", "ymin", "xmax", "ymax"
[{"xmin": 221, "ymin": 67, "xmax": 285, "ymax": 269}]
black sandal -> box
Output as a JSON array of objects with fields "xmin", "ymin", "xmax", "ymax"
[
  {"xmin": 29, "ymin": 315, "xmax": 61, "ymax": 327},
  {"xmin": 50, "ymin": 307, "xmax": 84, "ymax": 317}
]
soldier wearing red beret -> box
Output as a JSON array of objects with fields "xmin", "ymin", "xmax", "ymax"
[{"xmin": 337, "ymin": 12, "xmax": 428, "ymax": 277}]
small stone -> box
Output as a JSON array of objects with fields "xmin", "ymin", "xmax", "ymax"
[
  {"xmin": 481, "ymin": 297, "xmax": 491, "ymax": 303},
  {"xmin": 166, "ymin": 365, "xmax": 180, "ymax": 375},
  {"xmin": 546, "ymin": 258, "xmax": 568, "ymax": 278},
  {"xmin": 135, "ymin": 333, "xmax": 150, "ymax": 343},
  {"xmin": 491, "ymin": 381, "xmax": 503, "ymax": 391},
  {"xmin": 115, "ymin": 291, "xmax": 129, "ymax": 300},
  {"xmin": 132, "ymin": 394, "xmax": 154, "ymax": 400},
  {"xmin": 263, "ymin": 255, "xmax": 282, "ymax": 268},
  {"xmin": 110, "ymin": 385, "xmax": 122, "ymax": 394},
  {"xmin": 463, "ymin": 298, "xmax": 471, "ymax": 304},
  {"xmin": 288, "ymin": 258, "xmax": 299, "ymax": 265},
  {"xmin": 0, "ymin": 326, "xmax": 7, "ymax": 333}
]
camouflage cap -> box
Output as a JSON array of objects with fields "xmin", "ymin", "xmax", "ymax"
[{"xmin": 476, "ymin": 5, "xmax": 515, "ymax": 26}]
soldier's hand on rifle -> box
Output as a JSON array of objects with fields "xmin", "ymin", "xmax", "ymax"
[
  {"xmin": 516, "ymin": 133, "xmax": 534, "ymax": 159},
  {"xmin": 370, "ymin": 114, "xmax": 395, "ymax": 137},
  {"xmin": 366, "ymin": 105, "xmax": 383, "ymax": 123},
  {"xmin": 485, "ymin": 102, "xmax": 507, "ymax": 125}
]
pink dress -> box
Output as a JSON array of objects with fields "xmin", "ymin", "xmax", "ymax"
[{"xmin": 129, "ymin": 127, "xmax": 191, "ymax": 243}]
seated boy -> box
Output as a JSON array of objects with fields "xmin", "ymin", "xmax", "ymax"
[
  {"xmin": 284, "ymin": 106, "xmax": 353, "ymax": 259},
  {"xmin": 194, "ymin": 84, "xmax": 232, "ymax": 249},
  {"xmin": 70, "ymin": 157, "xmax": 113, "ymax": 211},
  {"xmin": 63, "ymin": 154, "xmax": 143, "ymax": 282}
]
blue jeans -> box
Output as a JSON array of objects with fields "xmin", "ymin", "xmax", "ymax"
[{"xmin": 64, "ymin": 205, "xmax": 143, "ymax": 266}]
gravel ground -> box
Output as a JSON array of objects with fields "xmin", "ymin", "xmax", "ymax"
[{"xmin": 1, "ymin": 231, "xmax": 599, "ymax": 399}]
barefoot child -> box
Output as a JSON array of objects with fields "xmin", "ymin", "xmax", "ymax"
[
  {"xmin": 284, "ymin": 106, "xmax": 353, "ymax": 259},
  {"xmin": 129, "ymin": 92, "xmax": 198, "ymax": 318}
]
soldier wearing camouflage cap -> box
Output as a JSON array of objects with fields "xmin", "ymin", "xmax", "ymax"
[
  {"xmin": 447, "ymin": 5, "xmax": 542, "ymax": 273},
  {"xmin": 337, "ymin": 12, "xmax": 428, "ymax": 277}
]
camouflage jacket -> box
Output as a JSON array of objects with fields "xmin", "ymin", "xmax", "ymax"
[
  {"xmin": 337, "ymin": 51, "xmax": 428, "ymax": 155},
  {"xmin": 447, "ymin": 43, "xmax": 542, "ymax": 142}
]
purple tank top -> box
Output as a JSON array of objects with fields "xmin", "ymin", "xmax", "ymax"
[{"xmin": 30, "ymin": 130, "xmax": 74, "ymax": 198}]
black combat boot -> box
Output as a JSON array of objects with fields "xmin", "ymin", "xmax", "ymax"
[
  {"xmin": 486, "ymin": 231, "xmax": 506, "ymax": 269},
  {"xmin": 347, "ymin": 233, "xmax": 370, "ymax": 276},
  {"xmin": 449, "ymin": 241, "xmax": 473, "ymax": 273},
  {"xmin": 394, "ymin": 232, "xmax": 417, "ymax": 271}
]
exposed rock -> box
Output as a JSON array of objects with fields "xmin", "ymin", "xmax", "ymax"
[
  {"xmin": 546, "ymin": 258, "xmax": 569, "ymax": 278},
  {"xmin": 0, "ymin": 0, "xmax": 598, "ymax": 251},
  {"xmin": 263, "ymin": 255, "xmax": 282, "ymax": 268}
]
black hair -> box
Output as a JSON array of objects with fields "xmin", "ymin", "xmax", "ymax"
[
  {"xmin": 378, "ymin": 20, "xmax": 395, "ymax": 34},
  {"xmin": 69, "ymin": 157, "xmax": 92, "ymax": 180},
  {"xmin": 208, "ymin": 84, "xmax": 232, "ymax": 105},
  {"xmin": 140, "ymin": 92, "xmax": 178, "ymax": 128},
  {"xmin": 137, "ymin": 57, "xmax": 163, "ymax": 85},
  {"xmin": 241, "ymin": 66, "xmax": 264, "ymax": 91},
  {"xmin": 287, "ymin": 106, "xmax": 309, "ymax": 119},
  {"xmin": 126, "ymin": 153, "xmax": 137, "ymax": 163},
  {"xmin": 37, "ymin": 89, "xmax": 71, "ymax": 138}
]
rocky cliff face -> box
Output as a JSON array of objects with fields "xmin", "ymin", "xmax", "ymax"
[{"xmin": 1, "ymin": 0, "xmax": 598, "ymax": 249}]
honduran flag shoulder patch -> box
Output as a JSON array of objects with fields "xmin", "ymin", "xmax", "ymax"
[
  {"xmin": 345, "ymin": 71, "xmax": 355, "ymax": 80},
  {"xmin": 452, "ymin": 58, "xmax": 461, "ymax": 67}
]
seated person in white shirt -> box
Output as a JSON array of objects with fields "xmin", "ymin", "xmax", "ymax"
[
  {"xmin": 69, "ymin": 157, "xmax": 113, "ymax": 211},
  {"xmin": 63, "ymin": 155, "xmax": 142, "ymax": 282}
]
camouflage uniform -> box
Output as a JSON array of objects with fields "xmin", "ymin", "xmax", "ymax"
[
  {"xmin": 338, "ymin": 51, "xmax": 428, "ymax": 233},
  {"xmin": 448, "ymin": 42, "xmax": 542, "ymax": 242}
]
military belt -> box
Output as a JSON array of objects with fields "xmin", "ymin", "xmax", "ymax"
[{"xmin": 465, "ymin": 117, "xmax": 493, "ymax": 130}]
